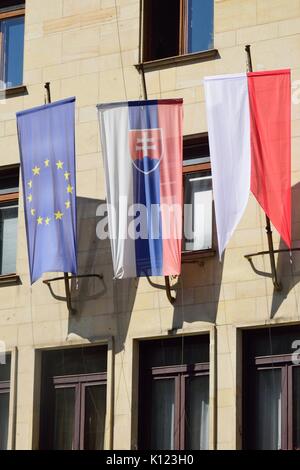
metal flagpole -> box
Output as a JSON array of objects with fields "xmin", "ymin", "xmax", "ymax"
[{"xmin": 244, "ymin": 45, "xmax": 282, "ymax": 291}]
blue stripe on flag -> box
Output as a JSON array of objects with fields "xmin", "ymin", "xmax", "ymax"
[{"xmin": 128, "ymin": 102, "xmax": 163, "ymax": 277}]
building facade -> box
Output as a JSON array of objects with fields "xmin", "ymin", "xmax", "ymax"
[{"xmin": 0, "ymin": 0, "xmax": 300, "ymax": 450}]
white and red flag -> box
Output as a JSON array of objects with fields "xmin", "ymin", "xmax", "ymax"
[{"xmin": 204, "ymin": 70, "xmax": 291, "ymax": 258}]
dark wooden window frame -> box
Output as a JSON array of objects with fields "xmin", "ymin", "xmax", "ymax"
[
  {"xmin": 0, "ymin": 5, "xmax": 26, "ymax": 97},
  {"xmin": 139, "ymin": 362, "xmax": 209, "ymax": 450},
  {"xmin": 44, "ymin": 372, "xmax": 107, "ymax": 450},
  {"xmin": 247, "ymin": 353, "xmax": 300, "ymax": 450},
  {"xmin": 0, "ymin": 379, "xmax": 10, "ymax": 450},
  {"xmin": 140, "ymin": 0, "xmax": 218, "ymax": 71},
  {"xmin": 182, "ymin": 134, "xmax": 215, "ymax": 262},
  {"xmin": 0, "ymin": 166, "xmax": 20, "ymax": 284}
]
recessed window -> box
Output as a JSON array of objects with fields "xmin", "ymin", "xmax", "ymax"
[
  {"xmin": 0, "ymin": 166, "xmax": 19, "ymax": 276},
  {"xmin": 243, "ymin": 326, "xmax": 300, "ymax": 450},
  {"xmin": 183, "ymin": 134, "xmax": 213, "ymax": 255},
  {"xmin": 143, "ymin": 0, "xmax": 214, "ymax": 62},
  {"xmin": 39, "ymin": 346, "xmax": 108, "ymax": 450},
  {"xmin": 138, "ymin": 335, "xmax": 210, "ymax": 450},
  {"xmin": 0, "ymin": 1, "xmax": 25, "ymax": 89},
  {"xmin": 0, "ymin": 353, "xmax": 11, "ymax": 450}
]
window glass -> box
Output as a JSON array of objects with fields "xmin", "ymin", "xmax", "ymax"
[
  {"xmin": 42, "ymin": 346, "xmax": 107, "ymax": 377},
  {"xmin": 143, "ymin": 0, "xmax": 180, "ymax": 61},
  {"xmin": 185, "ymin": 375, "xmax": 209, "ymax": 450},
  {"xmin": 0, "ymin": 392, "xmax": 10, "ymax": 450},
  {"xmin": 53, "ymin": 387, "xmax": 76, "ymax": 450},
  {"xmin": 141, "ymin": 335, "xmax": 209, "ymax": 369},
  {"xmin": 255, "ymin": 369, "xmax": 282, "ymax": 450},
  {"xmin": 187, "ymin": 0, "xmax": 214, "ymax": 53},
  {"xmin": 244, "ymin": 326, "xmax": 300, "ymax": 358},
  {"xmin": 1, "ymin": 16, "xmax": 24, "ymax": 87},
  {"xmin": 84, "ymin": 384, "xmax": 106, "ymax": 450},
  {"xmin": 293, "ymin": 367, "xmax": 300, "ymax": 450},
  {"xmin": 184, "ymin": 171, "xmax": 212, "ymax": 251},
  {"xmin": 150, "ymin": 379, "xmax": 175, "ymax": 450},
  {"xmin": 0, "ymin": 354, "xmax": 11, "ymax": 381}
]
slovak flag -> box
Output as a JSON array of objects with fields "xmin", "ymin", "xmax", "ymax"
[
  {"xmin": 98, "ymin": 99, "xmax": 183, "ymax": 279},
  {"xmin": 204, "ymin": 70, "xmax": 291, "ymax": 258}
]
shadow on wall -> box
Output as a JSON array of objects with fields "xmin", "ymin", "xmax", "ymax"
[
  {"xmin": 67, "ymin": 196, "xmax": 138, "ymax": 354},
  {"xmin": 65, "ymin": 197, "xmax": 225, "ymax": 352},
  {"xmin": 170, "ymin": 250, "xmax": 224, "ymax": 330},
  {"xmin": 243, "ymin": 183, "xmax": 300, "ymax": 319},
  {"xmin": 269, "ymin": 182, "xmax": 300, "ymax": 318}
]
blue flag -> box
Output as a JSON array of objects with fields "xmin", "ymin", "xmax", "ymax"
[{"xmin": 17, "ymin": 98, "xmax": 77, "ymax": 284}]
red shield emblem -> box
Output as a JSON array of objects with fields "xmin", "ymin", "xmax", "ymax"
[{"xmin": 129, "ymin": 128, "xmax": 163, "ymax": 174}]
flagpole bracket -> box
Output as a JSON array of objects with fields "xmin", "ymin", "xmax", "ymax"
[
  {"xmin": 165, "ymin": 276, "xmax": 176, "ymax": 305},
  {"xmin": 244, "ymin": 247, "xmax": 300, "ymax": 292},
  {"xmin": 43, "ymin": 273, "xmax": 104, "ymax": 315}
]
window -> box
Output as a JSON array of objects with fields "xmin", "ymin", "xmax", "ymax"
[
  {"xmin": 243, "ymin": 326, "xmax": 300, "ymax": 450},
  {"xmin": 138, "ymin": 335, "xmax": 210, "ymax": 450},
  {"xmin": 0, "ymin": 353, "xmax": 11, "ymax": 450},
  {"xmin": 39, "ymin": 346, "xmax": 107, "ymax": 450},
  {"xmin": 0, "ymin": 167, "xmax": 19, "ymax": 276},
  {"xmin": 0, "ymin": 1, "xmax": 25, "ymax": 89},
  {"xmin": 143, "ymin": 0, "xmax": 214, "ymax": 62},
  {"xmin": 183, "ymin": 134, "xmax": 213, "ymax": 256}
]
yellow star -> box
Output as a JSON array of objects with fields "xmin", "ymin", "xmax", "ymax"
[
  {"xmin": 27, "ymin": 194, "xmax": 33, "ymax": 203},
  {"xmin": 45, "ymin": 217, "xmax": 51, "ymax": 225},
  {"xmin": 28, "ymin": 180, "xmax": 32, "ymax": 189},
  {"xmin": 37, "ymin": 216, "xmax": 43, "ymax": 225},
  {"xmin": 56, "ymin": 161, "xmax": 64, "ymax": 170},
  {"xmin": 55, "ymin": 211, "xmax": 63, "ymax": 220},
  {"xmin": 31, "ymin": 208, "xmax": 36, "ymax": 216},
  {"xmin": 64, "ymin": 172, "xmax": 71, "ymax": 181},
  {"xmin": 65, "ymin": 201, "xmax": 71, "ymax": 209},
  {"xmin": 44, "ymin": 159, "xmax": 50, "ymax": 167},
  {"xmin": 32, "ymin": 166, "xmax": 40, "ymax": 176},
  {"xmin": 67, "ymin": 184, "xmax": 73, "ymax": 194}
]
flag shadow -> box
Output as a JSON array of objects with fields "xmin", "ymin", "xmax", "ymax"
[
  {"xmin": 170, "ymin": 220, "xmax": 223, "ymax": 329},
  {"xmin": 67, "ymin": 197, "xmax": 138, "ymax": 354},
  {"xmin": 269, "ymin": 182, "xmax": 300, "ymax": 318}
]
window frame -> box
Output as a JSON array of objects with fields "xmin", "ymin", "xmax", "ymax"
[
  {"xmin": 139, "ymin": 360, "xmax": 210, "ymax": 450},
  {"xmin": 0, "ymin": 165, "xmax": 19, "ymax": 281},
  {"xmin": 0, "ymin": 364, "xmax": 11, "ymax": 451},
  {"xmin": 0, "ymin": 4, "xmax": 25, "ymax": 90},
  {"xmin": 245, "ymin": 352, "xmax": 300, "ymax": 450},
  {"xmin": 40, "ymin": 370, "xmax": 107, "ymax": 450},
  {"xmin": 182, "ymin": 133, "xmax": 215, "ymax": 261},
  {"xmin": 141, "ymin": 0, "xmax": 217, "ymax": 69}
]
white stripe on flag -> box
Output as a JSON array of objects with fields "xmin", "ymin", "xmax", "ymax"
[
  {"xmin": 98, "ymin": 104, "xmax": 136, "ymax": 278},
  {"xmin": 204, "ymin": 73, "xmax": 251, "ymax": 259}
]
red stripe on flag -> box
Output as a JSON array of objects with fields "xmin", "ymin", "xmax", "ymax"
[
  {"xmin": 157, "ymin": 101, "xmax": 183, "ymax": 276},
  {"xmin": 248, "ymin": 70, "xmax": 291, "ymax": 248}
]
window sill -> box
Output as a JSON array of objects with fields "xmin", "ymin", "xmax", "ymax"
[
  {"xmin": 0, "ymin": 85, "xmax": 28, "ymax": 100},
  {"xmin": 135, "ymin": 49, "xmax": 219, "ymax": 72},
  {"xmin": 182, "ymin": 249, "xmax": 216, "ymax": 263},
  {"xmin": 0, "ymin": 274, "xmax": 21, "ymax": 286}
]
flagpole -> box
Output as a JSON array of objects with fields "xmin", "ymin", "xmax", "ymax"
[
  {"xmin": 245, "ymin": 45, "xmax": 282, "ymax": 291},
  {"xmin": 43, "ymin": 82, "xmax": 76, "ymax": 313}
]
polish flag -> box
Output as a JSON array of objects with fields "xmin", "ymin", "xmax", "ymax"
[{"xmin": 204, "ymin": 70, "xmax": 291, "ymax": 258}]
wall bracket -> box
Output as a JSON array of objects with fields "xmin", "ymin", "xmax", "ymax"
[{"xmin": 43, "ymin": 273, "xmax": 104, "ymax": 315}]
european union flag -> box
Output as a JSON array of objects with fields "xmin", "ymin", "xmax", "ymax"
[{"xmin": 17, "ymin": 98, "xmax": 77, "ymax": 284}]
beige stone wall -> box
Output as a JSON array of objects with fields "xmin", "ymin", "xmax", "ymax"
[{"xmin": 1, "ymin": 0, "xmax": 300, "ymax": 450}]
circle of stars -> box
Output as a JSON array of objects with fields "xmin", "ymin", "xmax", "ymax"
[{"xmin": 26, "ymin": 159, "xmax": 74, "ymax": 227}]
